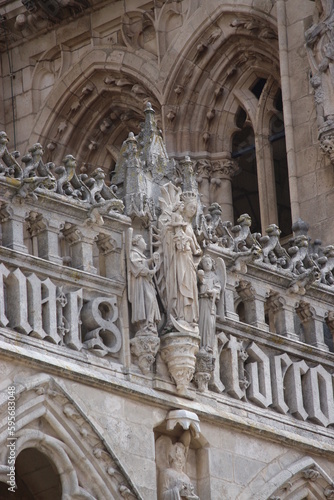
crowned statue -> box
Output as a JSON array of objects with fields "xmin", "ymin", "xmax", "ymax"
[{"xmin": 154, "ymin": 183, "xmax": 202, "ymax": 333}]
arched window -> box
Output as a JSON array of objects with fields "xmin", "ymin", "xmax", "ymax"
[
  {"xmin": 231, "ymin": 107, "xmax": 260, "ymax": 232},
  {"xmin": 270, "ymin": 90, "xmax": 292, "ymax": 238},
  {"xmin": 9, "ymin": 448, "xmax": 62, "ymax": 499},
  {"xmin": 231, "ymin": 78, "xmax": 292, "ymax": 236}
]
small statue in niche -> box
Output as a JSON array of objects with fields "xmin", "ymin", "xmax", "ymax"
[
  {"xmin": 197, "ymin": 255, "xmax": 226, "ymax": 349},
  {"xmin": 127, "ymin": 229, "xmax": 161, "ymax": 335},
  {"xmin": 156, "ymin": 434, "xmax": 199, "ymax": 500}
]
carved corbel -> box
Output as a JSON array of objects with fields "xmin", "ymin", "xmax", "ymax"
[
  {"xmin": 303, "ymin": 468, "xmax": 321, "ymax": 481},
  {"xmin": 320, "ymin": 132, "xmax": 334, "ymax": 164},
  {"xmin": 166, "ymin": 409, "xmax": 201, "ymax": 436},
  {"xmin": 130, "ymin": 335, "xmax": 160, "ymax": 375},
  {"xmin": 193, "ymin": 346, "xmax": 215, "ymax": 392}
]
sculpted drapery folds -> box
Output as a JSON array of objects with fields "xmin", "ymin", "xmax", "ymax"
[
  {"xmin": 127, "ymin": 230, "xmax": 161, "ymax": 335},
  {"xmin": 156, "ymin": 183, "xmax": 202, "ymax": 329},
  {"xmin": 197, "ymin": 255, "xmax": 226, "ymax": 349},
  {"xmin": 157, "ymin": 437, "xmax": 200, "ymax": 500}
]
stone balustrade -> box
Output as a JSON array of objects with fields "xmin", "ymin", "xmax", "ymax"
[{"xmin": 0, "ymin": 175, "xmax": 130, "ymax": 362}]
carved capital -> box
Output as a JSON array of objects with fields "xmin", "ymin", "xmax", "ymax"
[
  {"xmin": 211, "ymin": 158, "xmax": 239, "ymax": 179},
  {"xmin": 25, "ymin": 211, "xmax": 47, "ymax": 236},
  {"xmin": 236, "ymin": 280, "xmax": 255, "ymax": 301},
  {"xmin": 62, "ymin": 223, "xmax": 83, "ymax": 246},
  {"xmin": 95, "ymin": 233, "xmax": 118, "ymax": 254},
  {"xmin": 265, "ymin": 292, "xmax": 285, "ymax": 313},
  {"xmin": 295, "ymin": 301, "xmax": 315, "ymax": 323},
  {"xmin": 0, "ymin": 203, "xmax": 13, "ymax": 221},
  {"xmin": 195, "ymin": 159, "xmax": 212, "ymax": 180}
]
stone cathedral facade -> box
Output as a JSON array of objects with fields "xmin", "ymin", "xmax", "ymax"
[{"xmin": 1, "ymin": 0, "xmax": 334, "ymax": 498}]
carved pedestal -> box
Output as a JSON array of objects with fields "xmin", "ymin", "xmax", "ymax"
[
  {"xmin": 130, "ymin": 335, "xmax": 160, "ymax": 374},
  {"xmin": 160, "ymin": 331, "xmax": 200, "ymax": 396}
]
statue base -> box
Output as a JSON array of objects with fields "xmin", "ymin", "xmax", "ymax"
[
  {"xmin": 160, "ymin": 330, "xmax": 200, "ymax": 397},
  {"xmin": 130, "ymin": 335, "xmax": 160, "ymax": 374}
]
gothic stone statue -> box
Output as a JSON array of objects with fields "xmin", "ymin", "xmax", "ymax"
[
  {"xmin": 156, "ymin": 183, "xmax": 202, "ymax": 331},
  {"xmin": 157, "ymin": 437, "xmax": 200, "ymax": 500},
  {"xmin": 127, "ymin": 230, "xmax": 161, "ymax": 335},
  {"xmin": 197, "ymin": 255, "xmax": 226, "ymax": 349}
]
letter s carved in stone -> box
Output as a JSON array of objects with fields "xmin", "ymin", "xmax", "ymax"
[{"xmin": 81, "ymin": 296, "xmax": 122, "ymax": 357}]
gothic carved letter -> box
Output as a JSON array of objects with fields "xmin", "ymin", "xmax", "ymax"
[{"xmin": 246, "ymin": 342, "xmax": 273, "ymax": 408}]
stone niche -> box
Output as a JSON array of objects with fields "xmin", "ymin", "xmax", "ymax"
[{"xmin": 154, "ymin": 410, "xmax": 209, "ymax": 500}]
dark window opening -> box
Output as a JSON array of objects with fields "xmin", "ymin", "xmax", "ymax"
[
  {"xmin": 236, "ymin": 301, "xmax": 246, "ymax": 323},
  {"xmin": 250, "ymin": 78, "xmax": 267, "ymax": 99},
  {"xmin": 274, "ymin": 88, "xmax": 283, "ymax": 112},
  {"xmin": 324, "ymin": 322, "xmax": 334, "ymax": 352},
  {"xmin": 13, "ymin": 448, "xmax": 62, "ymax": 499},
  {"xmin": 269, "ymin": 100, "xmax": 292, "ymax": 238},
  {"xmin": 231, "ymin": 120, "xmax": 261, "ymax": 233},
  {"xmin": 235, "ymin": 106, "xmax": 247, "ymax": 129}
]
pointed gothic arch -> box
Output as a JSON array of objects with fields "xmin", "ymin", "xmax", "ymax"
[
  {"xmin": 0, "ymin": 375, "xmax": 143, "ymax": 499},
  {"xmin": 27, "ymin": 47, "xmax": 163, "ymax": 179},
  {"xmin": 239, "ymin": 456, "xmax": 334, "ymax": 500}
]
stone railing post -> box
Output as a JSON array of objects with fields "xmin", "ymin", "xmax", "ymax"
[
  {"xmin": 236, "ymin": 280, "xmax": 269, "ymax": 331},
  {"xmin": 195, "ymin": 159, "xmax": 211, "ymax": 211},
  {"xmin": 266, "ymin": 293, "xmax": 299, "ymax": 341},
  {"xmin": 0, "ymin": 203, "xmax": 28, "ymax": 253},
  {"xmin": 26, "ymin": 212, "xmax": 63, "ymax": 265},
  {"xmin": 62, "ymin": 223, "xmax": 97, "ymax": 274},
  {"xmin": 95, "ymin": 233, "xmax": 122, "ymax": 279},
  {"xmin": 296, "ymin": 301, "xmax": 329, "ymax": 351},
  {"xmin": 224, "ymin": 277, "xmax": 240, "ymax": 322}
]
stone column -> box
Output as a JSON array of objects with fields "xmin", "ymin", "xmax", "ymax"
[
  {"xmin": 0, "ymin": 203, "xmax": 28, "ymax": 253},
  {"xmin": 26, "ymin": 212, "xmax": 63, "ymax": 265},
  {"xmin": 195, "ymin": 159, "xmax": 211, "ymax": 211},
  {"xmin": 210, "ymin": 155, "xmax": 238, "ymax": 222},
  {"xmin": 62, "ymin": 223, "xmax": 97, "ymax": 274}
]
